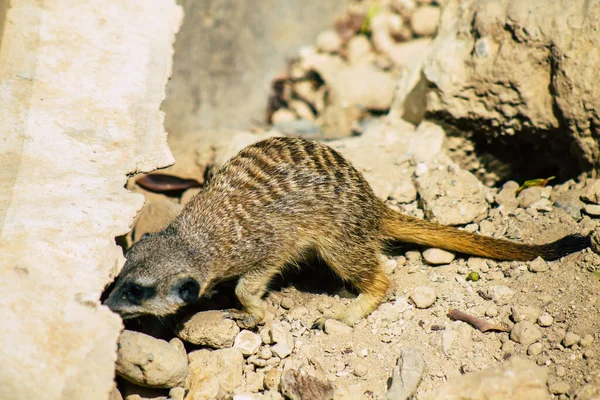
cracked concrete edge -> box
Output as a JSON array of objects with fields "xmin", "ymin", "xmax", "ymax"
[{"xmin": 0, "ymin": 1, "xmax": 182, "ymax": 399}]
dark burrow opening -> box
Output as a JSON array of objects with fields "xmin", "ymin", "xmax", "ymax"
[{"xmin": 436, "ymin": 117, "xmax": 591, "ymax": 187}]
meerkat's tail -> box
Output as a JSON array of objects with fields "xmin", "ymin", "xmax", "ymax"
[{"xmin": 381, "ymin": 209, "xmax": 590, "ymax": 261}]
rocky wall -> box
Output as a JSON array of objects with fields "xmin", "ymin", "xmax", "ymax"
[
  {"xmin": 0, "ymin": 1, "xmax": 182, "ymax": 399},
  {"xmin": 392, "ymin": 0, "xmax": 600, "ymax": 179}
]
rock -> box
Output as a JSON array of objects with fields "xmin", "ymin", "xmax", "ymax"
[
  {"xmin": 548, "ymin": 379, "xmax": 571, "ymax": 395},
  {"xmin": 527, "ymin": 342, "xmax": 543, "ymax": 356},
  {"xmin": 410, "ymin": 286, "xmax": 437, "ymax": 309},
  {"xmin": 584, "ymin": 204, "xmax": 600, "ymax": 217},
  {"xmin": 528, "ymin": 257, "xmax": 548, "ymax": 273},
  {"xmin": 510, "ymin": 321, "xmax": 542, "ymax": 346},
  {"xmin": 554, "ymin": 191, "xmax": 584, "ymax": 220},
  {"xmin": 517, "ymin": 187, "xmax": 542, "ymax": 209},
  {"xmin": 264, "ymin": 369, "xmax": 282, "ymax": 391},
  {"xmin": 168, "ymin": 387, "xmax": 185, "ymax": 400},
  {"xmin": 234, "ymin": 330, "xmax": 262, "ymax": 356},
  {"xmin": 347, "ymin": 36, "xmax": 375, "ymax": 66},
  {"xmin": 442, "ymin": 329, "xmax": 457, "ymax": 355},
  {"xmin": 581, "ymin": 334, "xmax": 594, "ymax": 348},
  {"xmin": 384, "ymin": 348, "xmax": 425, "ymax": 400},
  {"xmin": 352, "ymin": 364, "xmax": 368, "ymax": 378},
  {"xmin": 324, "ymin": 319, "xmax": 353, "ymax": 335},
  {"xmin": 563, "ymin": 331, "xmax": 581, "ymax": 347},
  {"xmin": 132, "ymin": 199, "xmax": 182, "ymax": 243},
  {"xmin": 390, "ymin": 179, "xmax": 418, "ymax": 204},
  {"xmin": 495, "ymin": 181, "xmax": 519, "ymax": 205},
  {"xmin": 511, "ymin": 306, "xmax": 542, "ymax": 323},
  {"xmin": 592, "ymin": 229, "xmax": 600, "ymax": 255},
  {"xmin": 186, "ymin": 348, "xmax": 244, "ymax": 395},
  {"xmin": 583, "ymin": 180, "xmax": 600, "ymax": 204},
  {"xmin": 429, "ymin": 356, "xmax": 548, "ymax": 400},
  {"xmin": 333, "ymin": 384, "xmax": 364, "ymax": 399},
  {"xmin": 416, "ymin": 165, "xmax": 488, "ymax": 225},
  {"xmin": 176, "ymin": 310, "xmax": 240, "ymax": 348},
  {"xmin": 0, "ymin": 2, "xmax": 180, "ymax": 397},
  {"xmin": 280, "ymin": 297, "xmax": 295, "ymax": 310},
  {"xmin": 280, "ymin": 369, "xmax": 335, "ymax": 400},
  {"xmin": 271, "ymin": 343, "xmax": 293, "ymax": 359},
  {"xmin": 423, "ymin": 248, "xmax": 455, "ymax": 265},
  {"xmin": 268, "ymin": 322, "xmax": 294, "ymax": 347},
  {"xmin": 537, "ymin": 313, "xmax": 554, "ymax": 327},
  {"xmin": 410, "ymin": 5, "xmax": 440, "ymax": 36},
  {"xmin": 316, "ymin": 30, "xmax": 342, "ymax": 54},
  {"xmin": 480, "ymin": 285, "xmax": 514, "ymax": 305},
  {"xmin": 109, "ymin": 387, "xmax": 123, "ymax": 400},
  {"xmin": 418, "ymin": 0, "xmax": 600, "ymax": 169},
  {"xmin": 467, "ymin": 257, "xmax": 489, "ymax": 271},
  {"xmin": 245, "ymin": 371, "xmax": 265, "ymax": 393},
  {"xmin": 116, "ymin": 330, "xmax": 188, "ymax": 388}
]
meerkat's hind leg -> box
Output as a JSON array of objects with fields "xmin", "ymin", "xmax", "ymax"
[
  {"xmin": 312, "ymin": 245, "xmax": 390, "ymax": 330},
  {"xmin": 224, "ymin": 264, "xmax": 282, "ymax": 329}
]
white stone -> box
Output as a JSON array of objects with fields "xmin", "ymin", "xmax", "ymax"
[
  {"xmin": 234, "ymin": 330, "xmax": 262, "ymax": 356},
  {"xmin": 423, "ymin": 248, "xmax": 456, "ymax": 265},
  {"xmin": 0, "ymin": 1, "xmax": 181, "ymax": 399},
  {"xmin": 410, "ymin": 286, "xmax": 437, "ymax": 309},
  {"xmin": 529, "ymin": 257, "xmax": 549, "ymax": 272}
]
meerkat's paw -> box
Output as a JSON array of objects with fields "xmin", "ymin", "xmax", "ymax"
[
  {"xmin": 311, "ymin": 316, "xmax": 329, "ymax": 330},
  {"xmin": 224, "ymin": 309, "xmax": 262, "ymax": 330}
]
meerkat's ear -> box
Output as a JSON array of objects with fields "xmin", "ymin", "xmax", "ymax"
[{"xmin": 176, "ymin": 278, "xmax": 200, "ymax": 303}]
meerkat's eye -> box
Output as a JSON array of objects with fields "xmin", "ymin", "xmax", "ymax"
[
  {"xmin": 123, "ymin": 283, "xmax": 155, "ymax": 304},
  {"xmin": 176, "ymin": 278, "xmax": 200, "ymax": 304}
]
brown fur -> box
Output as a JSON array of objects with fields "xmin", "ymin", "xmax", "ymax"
[{"xmin": 104, "ymin": 137, "xmax": 589, "ymax": 328}]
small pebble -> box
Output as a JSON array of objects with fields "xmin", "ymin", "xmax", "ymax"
[
  {"xmin": 537, "ymin": 313, "xmax": 554, "ymax": 327},
  {"xmin": 245, "ymin": 371, "xmax": 265, "ymax": 393},
  {"xmin": 517, "ymin": 187, "xmax": 542, "ymax": 208},
  {"xmin": 548, "ymin": 379, "xmax": 570, "ymax": 395},
  {"xmin": 260, "ymin": 347, "xmax": 273, "ymax": 360},
  {"xmin": 467, "ymin": 257, "xmax": 488, "ymax": 271},
  {"xmin": 512, "ymin": 305, "xmax": 542, "ymax": 323},
  {"xmin": 271, "ymin": 343, "xmax": 292, "ymax": 359},
  {"xmin": 423, "ymin": 248, "xmax": 455, "ymax": 265},
  {"xmin": 581, "ymin": 334, "xmax": 594, "ymax": 348},
  {"xmin": 585, "ymin": 204, "xmax": 600, "ymax": 216},
  {"xmin": 510, "ymin": 321, "xmax": 542, "ymax": 346},
  {"xmin": 415, "ymin": 163, "xmax": 428, "ymax": 177},
  {"xmin": 410, "ymin": 286, "xmax": 437, "ymax": 309},
  {"xmin": 264, "ymin": 369, "xmax": 282, "ymax": 391},
  {"xmin": 280, "ymin": 297, "xmax": 295, "ymax": 310},
  {"xmin": 169, "ymin": 387, "xmax": 185, "ymax": 400},
  {"xmin": 234, "ymin": 330, "xmax": 262, "ymax": 356},
  {"xmin": 406, "ymin": 250, "xmax": 422, "ymax": 261},
  {"xmin": 527, "ymin": 342, "xmax": 543, "ymax": 356},
  {"xmin": 410, "ymin": 5, "xmax": 440, "ymax": 36},
  {"xmin": 353, "ymin": 364, "xmax": 368, "ymax": 377},
  {"xmin": 529, "ymin": 257, "xmax": 549, "ymax": 273},
  {"xmin": 485, "ymin": 306, "xmax": 498, "ymax": 318},
  {"xmin": 563, "ymin": 331, "xmax": 581, "ymax": 347},
  {"xmin": 556, "ymin": 365, "xmax": 566, "ymax": 377},
  {"xmin": 482, "ymin": 285, "xmax": 514, "ymax": 305}
]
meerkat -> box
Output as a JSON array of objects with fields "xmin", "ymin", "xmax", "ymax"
[{"xmin": 104, "ymin": 137, "xmax": 590, "ymax": 329}]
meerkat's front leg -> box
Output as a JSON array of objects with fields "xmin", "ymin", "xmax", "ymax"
[{"xmin": 225, "ymin": 266, "xmax": 281, "ymax": 329}]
